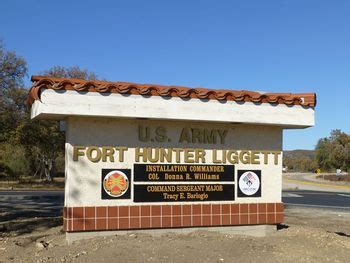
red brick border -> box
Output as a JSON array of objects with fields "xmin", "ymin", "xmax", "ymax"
[{"xmin": 63, "ymin": 203, "xmax": 284, "ymax": 232}]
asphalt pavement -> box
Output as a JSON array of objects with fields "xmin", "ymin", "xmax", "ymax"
[
  {"xmin": 0, "ymin": 190, "xmax": 64, "ymax": 223},
  {"xmin": 283, "ymin": 190, "xmax": 350, "ymax": 210}
]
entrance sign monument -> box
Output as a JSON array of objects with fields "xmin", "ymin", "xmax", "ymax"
[{"xmin": 28, "ymin": 76, "xmax": 316, "ymax": 241}]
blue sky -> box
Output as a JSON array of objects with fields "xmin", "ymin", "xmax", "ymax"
[{"xmin": 1, "ymin": 0, "xmax": 349, "ymax": 150}]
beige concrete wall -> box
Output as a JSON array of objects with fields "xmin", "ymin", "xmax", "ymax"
[{"xmin": 64, "ymin": 117, "xmax": 282, "ymax": 207}]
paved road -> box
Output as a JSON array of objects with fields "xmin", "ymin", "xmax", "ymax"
[
  {"xmin": 283, "ymin": 190, "xmax": 350, "ymax": 210},
  {"xmin": 0, "ymin": 190, "xmax": 64, "ymax": 223},
  {"xmin": 1, "ymin": 189, "xmax": 350, "ymax": 224}
]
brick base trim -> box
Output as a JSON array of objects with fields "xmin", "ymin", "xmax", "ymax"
[{"xmin": 63, "ymin": 203, "xmax": 284, "ymax": 232}]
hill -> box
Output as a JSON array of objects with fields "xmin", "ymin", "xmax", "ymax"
[
  {"xmin": 283, "ymin": 150, "xmax": 316, "ymax": 172},
  {"xmin": 283, "ymin": 150, "xmax": 315, "ymax": 159}
]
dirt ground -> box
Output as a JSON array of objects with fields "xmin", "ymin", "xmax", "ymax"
[{"xmin": 0, "ymin": 206, "xmax": 349, "ymax": 263}]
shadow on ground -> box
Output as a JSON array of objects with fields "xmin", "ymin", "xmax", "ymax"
[
  {"xmin": 0, "ymin": 217, "xmax": 63, "ymax": 236},
  {"xmin": 277, "ymin": 223, "xmax": 289, "ymax": 230},
  {"xmin": 0, "ymin": 193, "xmax": 64, "ymax": 222},
  {"xmin": 0, "ymin": 192, "xmax": 64, "ymax": 236},
  {"xmin": 333, "ymin": 231, "xmax": 350, "ymax": 237}
]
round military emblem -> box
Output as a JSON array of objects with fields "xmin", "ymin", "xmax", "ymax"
[
  {"xmin": 238, "ymin": 171, "xmax": 260, "ymax": 196},
  {"xmin": 103, "ymin": 170, "xmax": 129, "ymax": 197}
]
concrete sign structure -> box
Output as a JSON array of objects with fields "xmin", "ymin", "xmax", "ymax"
[{"xmin": 28, "ymin": 76, "xmax": 316, "ymax": 240}]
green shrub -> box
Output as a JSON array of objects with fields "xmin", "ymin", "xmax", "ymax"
[
  {"xmin": 0, "ymin": 143, "xmax": 31, "ymax": 177},
  {"xmin": 54, "ymin": 153, "xmax": 65, "ymax": 177}
]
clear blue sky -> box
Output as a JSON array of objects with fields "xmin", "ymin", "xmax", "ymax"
[{"xmin": 1, "ymin": 0, "xmax": 349, "ymax": 150}]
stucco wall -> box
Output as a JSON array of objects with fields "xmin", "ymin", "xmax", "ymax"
[
  {"xmin": 64, "ymin": 117, "xmax": 282, "ymax": 207},
  {"xmin": 32, "ymin": 89, "xmax": 314, "ymax": 128}
]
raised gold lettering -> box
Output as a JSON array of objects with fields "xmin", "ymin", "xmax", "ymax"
[
  {"xmin": 73, "ymin": 146, "xmax": 86, "ymax": 161},
  {"xmin": 86, "ymin": 146, "xmax": 101, "ymax": 162},
  {"xmin": 251, "ymin": 151, "xmax": 260, "ymax": 164},
  {"xmin": 272, "ymin": 151, "xmax": 281, "ymax": 165},
  {"xmin": 194, "ymin": 149, "xmax": 206, "ymax": 163},
  {"xmin": 239, "ymin": 150, "xmax": 250, "ymax": 164},
  {"xmin": 135, "ymin": 147, "xmax": 147, "ymax": 162}
]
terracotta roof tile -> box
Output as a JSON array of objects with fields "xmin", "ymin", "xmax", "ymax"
[{"xmin": 28, "ymin": 76, "xmax": 316, "ymax": 107}]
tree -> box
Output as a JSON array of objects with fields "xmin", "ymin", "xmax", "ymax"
[
  {"xmin": 0, "ymin": 87, "xmax": 27, "ymax": 141},
  {"xmin": 315, "ymin": 138, "xmax": 332, "ymax": 171},
  {"xmin": 315, "ymin": 130, "xmax": 350, "ymax": 172},
  {"xmin": 17, "ymin": 118, "xmax": 65, "ymax": 181},
  {"xmin": 0, "ymin": 43, "xmax": 28, "ymax": 142},
  {"xmin": 42, "ymin": 66, "xmax": 97, "ymax": 80},
  {"xmin": 0, "ymin": 41, "xmax": 98, "ymax": 181},
  {"xmin": 17, "ymin": 66, "xmax": 97, "ymax": 180},
  {"xmin": 283, "ymin": 156, "xmax": 318, "ymax": 172},
  {"xmin": 0, "ymin": 43, "xmax": 31, "ymax": 179},
  {"xmin": 0, "ymin": 41, "xmax": 27, "ymax": 94}
]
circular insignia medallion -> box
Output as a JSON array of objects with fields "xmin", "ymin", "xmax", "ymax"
[
  {"xmin": 238, "ymin": 171, "xmax": 260, "ymax": 196},
  {"xmin": 103, "ymin": 170, "xmax": 129, "ymax": 197}
]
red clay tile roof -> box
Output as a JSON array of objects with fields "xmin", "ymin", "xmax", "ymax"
[{"xmin": 28, "ymin": 76, "xmax": 316, "ymax": 107}]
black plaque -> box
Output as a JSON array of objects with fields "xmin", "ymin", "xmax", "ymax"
[
  {"xmin": 134, "ymin": 164, "xmax": 234, "ymax": 182},
  {"xmin": 133, "ymin": 184, "xmax": 235, "ymax": 202}
]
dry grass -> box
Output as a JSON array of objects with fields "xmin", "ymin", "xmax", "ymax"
[
  {"xmin": 316, "ymin": 174, "xmax": 350, "ymax": 182},
  {"xmin": 0, "ymin": 177, "xmax": 64, "ymax": 190}
]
